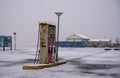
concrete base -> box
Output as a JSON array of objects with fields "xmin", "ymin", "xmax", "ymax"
[{"xmin": 23, "ymin": 61, "xmax": 67, "ymax": 70}]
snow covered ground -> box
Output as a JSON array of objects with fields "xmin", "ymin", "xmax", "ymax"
[{"xmin": 0, "ymin": 48, "xmax": 120, "ymax": 78}]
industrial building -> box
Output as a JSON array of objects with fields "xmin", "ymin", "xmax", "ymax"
[
  {"xmin": 59, "ymin": 34, "xmax": 89, "ymax": 47},
  {"xmin": 66, "ymin": 34, "xmax": 89, "ymax": 42},
  {"xmin": 88, "ymin": 39, "xmax": 111, "ymax": 47},
  {"xmin": 59, "ymin": 34, "xmax": 111, "ymax": 48}
]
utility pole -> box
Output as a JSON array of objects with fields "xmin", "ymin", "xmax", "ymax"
[{"xmin": 55, "ymin": 12, "xmax": 63, "ymax": 62}]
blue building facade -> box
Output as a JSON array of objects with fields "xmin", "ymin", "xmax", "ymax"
[{"xmin": 58, "ymin": 41, "xmax": 86, "ymax": 47}]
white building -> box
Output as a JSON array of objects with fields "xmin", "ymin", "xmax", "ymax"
[
  {"xmin": 66, "ymin": 34, "xmax": 111, "ymax": 47},
  {"xmin": 66, "ymin": 34, "xmax": 89, "ymax": 42}
]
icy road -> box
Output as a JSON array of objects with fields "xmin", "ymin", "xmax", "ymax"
[{"xmin": 0, "ymin": 48, "xmax": 120, "ymax": 78}]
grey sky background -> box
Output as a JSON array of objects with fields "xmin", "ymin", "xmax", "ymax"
[{"xmin": 0, "ymin": 0, "xmax": 120, "ymax": 48}]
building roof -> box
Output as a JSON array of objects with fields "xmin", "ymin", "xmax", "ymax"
[
  {"xmin": 89, "ymin": 39, "xmax": 110, "ymax": 42},
  {"xmin": 66, "ymin": 34, "xmax": 89, "ymax": 41}
]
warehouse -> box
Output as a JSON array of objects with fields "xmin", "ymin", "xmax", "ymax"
[
  {"xmin": 88, "ymin": 39, "xmax": 111, "ymax": 47},
  {"xmin": 66, "ymin": 34, "xmax": 89, "ymax": 42},
  {"xmin": 59, "ymin": 34, "xmax": 89, "ymax": 47},
  {"xmin": 59, "ymin": 34, "xmax": 111, "ymax": 48}
]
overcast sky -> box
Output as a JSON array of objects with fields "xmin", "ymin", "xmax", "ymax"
[{"xmin": 0, "ymin": 0, "xmax": 120, "ymax": 48}]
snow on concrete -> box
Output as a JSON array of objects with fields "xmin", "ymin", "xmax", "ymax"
[{"xmin": 0, "ymin": 48, "xmax": 120, "ymax": 78}]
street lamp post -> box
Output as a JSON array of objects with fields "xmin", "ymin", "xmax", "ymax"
[
  {"xmin": 55, "ymin": 12, "xmax": 63, "ymax": 62},
  {"xmin": 13, "ymin": 32, "xmax": 16, "ymax": 50}
]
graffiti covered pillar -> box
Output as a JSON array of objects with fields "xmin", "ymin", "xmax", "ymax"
[{"xmin": 39, "ymin": 22, "xmax": 56, "ymax": 64}]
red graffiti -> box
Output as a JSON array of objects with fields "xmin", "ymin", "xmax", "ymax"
[{"xmin": 48, "ymin": 37, "xmax": 55, "ymax": 63}]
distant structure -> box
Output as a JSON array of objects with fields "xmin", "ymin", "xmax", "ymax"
[
  {"xmin": 59, "ymin": 34, "xmax": 89, "ymax": 47},
  {"xmin": 59, "ymin": 34, "xmax": 111, "ymax": 48},
  {"xmin": 0, "ymin": 36, "xmax": 12, "ymax": 51},
  {"xmin": 66, "ymin": 34, "xmax": 89, "ymax": 42},
  {"xmin": 88, "ymin": 39, "xmax": 111, "ymax": 47}
]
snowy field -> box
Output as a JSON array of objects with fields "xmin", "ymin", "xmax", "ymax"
[{"xmin": 0, "ymin": 48, "xmax": 120, "ymax": 78}]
